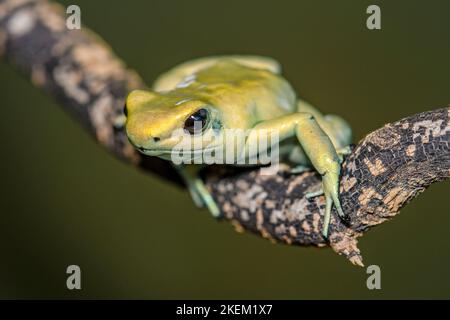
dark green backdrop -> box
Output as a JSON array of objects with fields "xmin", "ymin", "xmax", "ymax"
[{"xmin": 0, "ymin": 0, "xmax": 449, "ymax": 299}]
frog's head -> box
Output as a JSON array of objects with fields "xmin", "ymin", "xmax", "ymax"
[{"xmin": 124, "ymin": 90, "xmax": 222, "ymax": 161}]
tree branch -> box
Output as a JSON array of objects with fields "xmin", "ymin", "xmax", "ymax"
[
  {"xmin": 1, "ymin": 0, "xmax": 449, "ymax": 266},
  {"xmin": 0, "ymin": 0, "xmax": 183, "ymax": 185},
  {"xmin": 205, "ymin": 108, "xmax": 449, "ymax": 266}
]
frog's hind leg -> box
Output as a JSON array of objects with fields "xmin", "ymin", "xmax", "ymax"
[
  {"xmin": 287, "ymin": 145, "xmax": 313, "ymax": 174},
  {"xmin": 173, "ymin": 164, "xmax": 221, "ymax": 218}
]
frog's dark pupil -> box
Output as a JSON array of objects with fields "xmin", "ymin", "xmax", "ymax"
[
  {"xmin": 184, "ymin": 108, "xmax": 208, "ymax": 134},
  {"xmin": 123, "ymin": 104, "xmax": 128, "ymax": 117}
]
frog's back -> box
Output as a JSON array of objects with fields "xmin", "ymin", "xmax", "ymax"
[
  {"xmin": 197, "ymin": 61, "xmax": 297, "ymax": 123},
  {"xmin": 153, "ymin": 56, "xmax": 298, "ymax": 127},
  {"xmin": 153, "ymin": 55, "xmax": 281, "ymax": 92}
]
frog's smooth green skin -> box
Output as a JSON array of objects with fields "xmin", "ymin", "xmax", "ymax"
[{"xmin": 124, "ymin": 55, "xmax": 352, "ymax": 238}]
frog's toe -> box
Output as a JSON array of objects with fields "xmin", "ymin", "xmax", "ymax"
[
  {"xmin": 337, "ymin": 145, "xmax": 352, "ymax": 156},
  {"xmin": 193, "ymin": 180, "xmax": 221, "ymax": 218},
  {"xmin": 337, "ymin": 207, "xmax": 351, "ymax": 225},
  {"xmin": 290, "ymin": 164, "xmax": 312, "ymax": 174},
  {"xmin": 320, "ymin": 170, "xmax": 351, "ymax": 237},
  {"xmin": 336, "ymin": 146, "xmax": 352, "ymax": 163},
  {"xmin": 329, "ymin": 186, "xmax": 351, "ymax": 226},
  {"xmin": 205, "ymin": 196, "xmax": 221, "ymax": 218},
  {"xmin": 335, "ymin": 147, "xmax": 350, "ymax": 162},
  {"xmin": 305, "ymin": 189, "xmax": 324, "ymax": 199},
  {"xmin": 341, "ymin": 214, "xmax": 351, "ymax": 225},
  {"xmin": 188, "ymin": 186, "xmax": 206, "ymax": 208},
  {"xmin": 322, "ymin": 225, "xmax": 330, "ymax": 239},
  {"xmin": 321, "ymin": 194, "xmax": 333, "ymax": 239}
]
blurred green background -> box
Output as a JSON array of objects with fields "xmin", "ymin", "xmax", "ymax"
[{"xmin": 0, "ymin": 0, "xmax": 449, "ymax": 299}]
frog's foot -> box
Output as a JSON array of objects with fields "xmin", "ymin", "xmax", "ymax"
[
  {"xmin": 192, "ymin": 178, "xmax": 221, "ymax": 218},
  {"xmin": 336, "ymin": 146, "xmax": 352, "ymax": 161},
  {"xmin": 321, "ymin": 172, "xmax": 349, "ymax": 239},
  {"xmin": 290, "ymin": 164, "xmax": 312, "ymax": 174},
  {"xmin": 174, "ymin": 164, "xmax": 221, "ymax": 218}
]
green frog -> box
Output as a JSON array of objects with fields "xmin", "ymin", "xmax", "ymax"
[{"xmin": 124, "ymin": 56, "xmax": 352, "ymax": 238}]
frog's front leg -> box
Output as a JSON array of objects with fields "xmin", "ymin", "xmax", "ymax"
[
  {"xmin": 173, "ymin": 164, "xmax": 221, "ymax": 218},
  {"xmin": 243, "ymin": 113, "xmax": 347, "ymax": 238}
]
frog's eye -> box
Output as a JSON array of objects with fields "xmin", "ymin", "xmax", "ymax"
[
  {"xmin": 184, "ymin": 108, "xmax": 209, "ymax": 135},
  {"xmin": 123, "ymin": 103, "xmax": 128, "ymax": 117}
]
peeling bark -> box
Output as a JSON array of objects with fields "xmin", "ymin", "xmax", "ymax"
[{"xmin": 1, "ymin": 0, "xmax": 449, "ymax": 266}]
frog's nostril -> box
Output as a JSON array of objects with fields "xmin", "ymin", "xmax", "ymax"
[{"xmin": 153, "ymin": 137, "xmax": 161, "ymax": 142}]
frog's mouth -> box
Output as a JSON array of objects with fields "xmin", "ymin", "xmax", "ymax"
[{"xmin": 137, "ymin": 146, "xmax": 219, "ymax": 158}]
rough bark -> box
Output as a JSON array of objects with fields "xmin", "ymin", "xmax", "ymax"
[
  {"xmin": 206, "ymin": 108, "xmax": 450, "ymax": 265},
  {"xmin": 1, "ymin": 0, "xmax": 449, "ymax": 266},
  {"xmin": 0, "ymin": 0, "xmax": 182, "ymax": 185}
]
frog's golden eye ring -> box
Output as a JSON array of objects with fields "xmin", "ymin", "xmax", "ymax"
[{"xmin": 184, "ymin": 108, "xmax": 209, "ymax": 135}]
